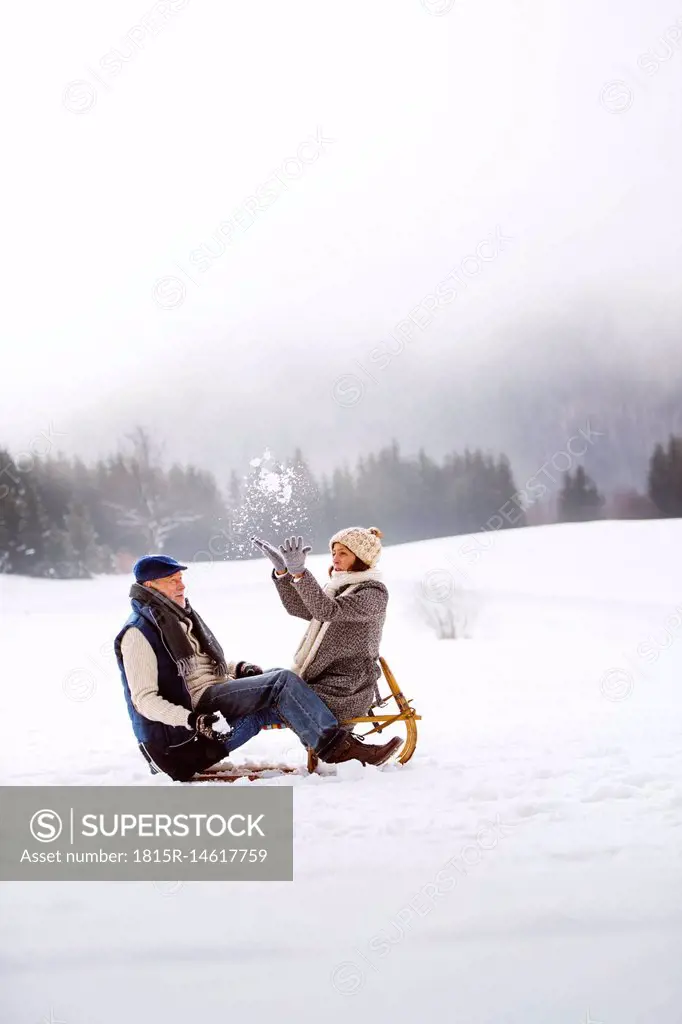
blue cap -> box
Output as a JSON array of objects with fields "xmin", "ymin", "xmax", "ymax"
[{"xmin": 133, "ymin": 555, "xmax": 188, "ymax": 584}]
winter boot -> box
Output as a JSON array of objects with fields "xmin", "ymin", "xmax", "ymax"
[{"xmin": 317, "ymin": 729, "xmax": 402, "ymax": 767}]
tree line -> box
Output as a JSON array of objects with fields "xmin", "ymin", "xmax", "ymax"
[{"xmin": 0, "ymin": 427, "xmax": 679, "ymax": 578}]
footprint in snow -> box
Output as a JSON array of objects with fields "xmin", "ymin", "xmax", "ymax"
[
  {"xmin": 619, "ymin": 773, "xmax": 661, "ymax": 787},
  {"xmin": 581, "ymin": 784, "xmax": 637, "ymax": 802},
  {"xmin": 550, "ymin": 846, "xmax": 622, "ymax": 861},
  {"xmin": 514, "ymin": 800, "xmax": 558, "ymax": 817}
]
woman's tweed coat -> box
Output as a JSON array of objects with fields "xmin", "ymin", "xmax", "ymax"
[{"xmin": 272, "ymin": 569, "xmax": 388, "ymax": 721}]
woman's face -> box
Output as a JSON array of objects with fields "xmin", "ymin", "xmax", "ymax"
[{"xmin": 332, "ymin": 542, "xmax": 357, "ymax": 572}]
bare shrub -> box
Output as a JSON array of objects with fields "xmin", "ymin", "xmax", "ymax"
[{"xmin": 416, "ymin": 572, "xmax": 479, "ymax": 639}]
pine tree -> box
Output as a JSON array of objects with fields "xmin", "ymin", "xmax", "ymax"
[
  {"xmin": 317, "ymin": 474, "xmax": 335, "ymax": 541},
  {"xmin": 287, "ymin": 448, "xmax": 321, "ymax": 546},
  {"xmin": 648, "ymin": 435, "xmax": 682, "ymax": 517},
  {"xmin": 0, "ymin": 447, "xmax": 22, "ymax": 572},
  {"xmin": 64, "ymin": 503, "xmax": 107, "ymax": 577},
  {"xmin": 228, "ymin": 470, "xmax": 241, "ymax": 509},
  {"xmin": 493, "ymin": 455, "xmax": 526, "ymax": 528},
  {"xmin": 328, "ymin": 465, "xmax": 356, "ymax": 533},
  {"xmin": 558, "ymin": 466, "xmax": 604, "ymax": 523},
  {"xmin": 14, "ymin": 469, "xmax": 51, "ymax": 576},
  {"xmin": 416, "ymin": 448, "xmax": 444, "ymax": 540}
]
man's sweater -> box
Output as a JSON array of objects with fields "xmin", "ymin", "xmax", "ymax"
[{"xmin": 121, "ymin": 619, "xmax": 236, "ymax": 728}]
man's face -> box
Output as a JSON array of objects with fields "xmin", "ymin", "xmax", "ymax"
[{"xmin": 144, "ymin": 570, "xmax": 186, "ymax": 607}]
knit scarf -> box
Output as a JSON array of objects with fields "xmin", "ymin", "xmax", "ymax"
[
  {"xmin": 130, "ymin": 583, "xmax": 227, "ymax": 681},
  {"xmin": 292, "ymin": 568, "xmax": 383, "ymax": 679}
]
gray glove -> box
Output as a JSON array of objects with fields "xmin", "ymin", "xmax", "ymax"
[
  {"xmin": 251, "ymin": 536, "xmax": 287, "ymax": 573},
  {"xmin": 279, "ymin": 536, "xmax": 312, "ymax": 575}
]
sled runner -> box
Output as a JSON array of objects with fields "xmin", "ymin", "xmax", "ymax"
[
  {"xmin": 190, "ymin": 762, "xmax": 306, "ymax": 783},
  {"xmin": 190, "ymin": 657, "xmax": 420, "ymax": 782}
]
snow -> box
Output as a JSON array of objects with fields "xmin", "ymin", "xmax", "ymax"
[
  {"xmin": 231, "ymin": 449, "xmax": 314, "ymax": 554},
  {"xmin": 210, "ymin": 711, "xmax": 231, "ymax": 736},
  {"xmin": 1, "ymin": 520, "xmax": 681, "ymax": 1023}
]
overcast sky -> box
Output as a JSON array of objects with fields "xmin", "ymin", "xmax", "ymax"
[{"xmin": 3, "ymin": 0, "xmax": 681, "ymax": 476}]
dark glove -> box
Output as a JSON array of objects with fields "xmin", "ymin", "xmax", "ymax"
[
  {"xmin": 236, "ymin": 661, "xmax": 263, "ymax": 678},
  {"xmin": 251, "ymin": 536, "xmax": 287, "ymax": 573},
  {"xmin": 279, "ymin": 535, "xmax": 312, "ymax": 575},
  {"xmin": 187, "ymin": 711, "xmax": 226, "ymax": 742}
]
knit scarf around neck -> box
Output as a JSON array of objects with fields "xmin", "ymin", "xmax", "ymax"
[
  {"xmin": 130, "ymin": 583, "xmax": 227, "ymax": 681},
  {"xmin": 292, "ymin": 567, "xmax": 383, "ymax": 679}
]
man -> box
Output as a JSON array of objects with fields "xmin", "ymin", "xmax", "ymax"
[{"xmin": 115, "ymin": 554, "xmax": 401, "ymax": 781}]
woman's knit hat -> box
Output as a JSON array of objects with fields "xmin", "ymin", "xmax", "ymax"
[{"xmin": 329, "ymin": 526, "xmax": 383, "ymax": 568}]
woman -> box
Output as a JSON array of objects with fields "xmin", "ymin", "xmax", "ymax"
[{"xmin": 251, "ymin": 526, "xmax": 389, "ymax": 724}]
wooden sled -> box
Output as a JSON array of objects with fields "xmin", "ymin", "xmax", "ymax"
[{"xmin": 190, "ymin": 657, "xmax": 421, "ymax": 782}]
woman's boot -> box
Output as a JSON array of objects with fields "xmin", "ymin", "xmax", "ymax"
[{"xmin": 317, "ymin": 729, "xmax": 402, "ymax": 766}]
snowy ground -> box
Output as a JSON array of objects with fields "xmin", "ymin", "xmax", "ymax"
[{"xmin": 1, "ymin": 520, "xmax": 681, "ymax": 1024}]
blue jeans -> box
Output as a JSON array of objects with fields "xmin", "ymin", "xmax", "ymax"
[
  {"xmin": 195, "ymin": 668, "xmax": 341, "ymax": 753},
  {"xmin": 225, "ymin": 708, "xmax": 284, "ymax": 752}
]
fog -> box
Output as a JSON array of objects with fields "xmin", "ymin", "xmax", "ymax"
[{"xmin": 4, "ymin": 0, "xmax": 682, "ymax": 489}]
